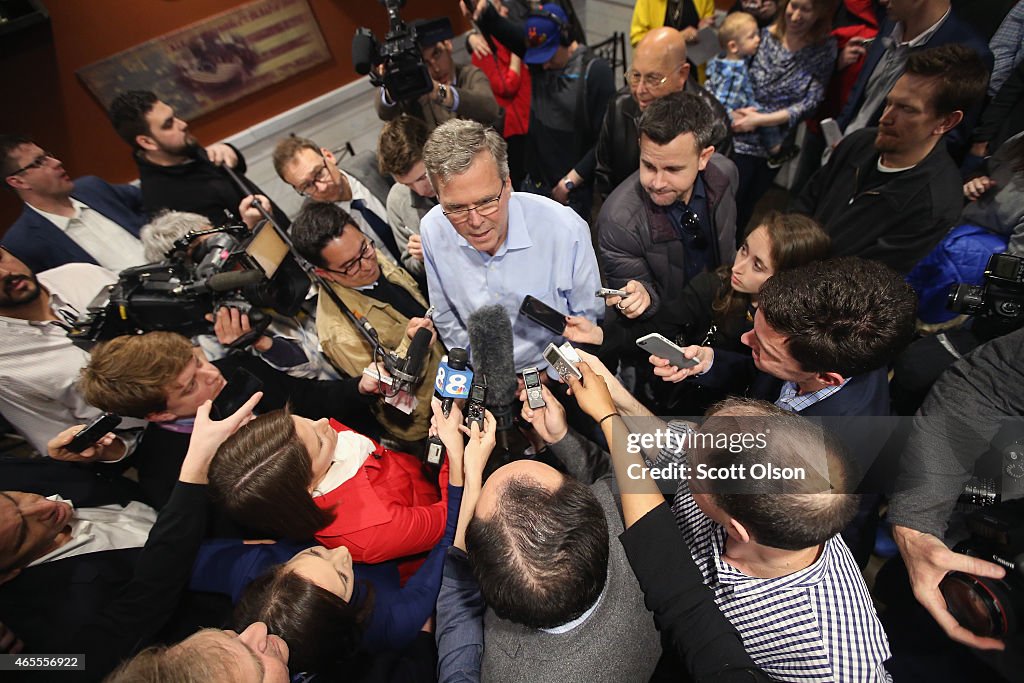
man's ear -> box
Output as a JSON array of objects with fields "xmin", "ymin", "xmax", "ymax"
[
  {"xmin": 5, "ymin": 174, "xmax": 26, "ymax": 192},
  {"xmin": 145, "ymin": 410, "xmax": 176, "ymax": 423},
  {"xmin": 0, "ymin": 567, "xmax": 21, "ymax": 586},
  {"xmin": 815, "ymin": 371, "xmax": 846, "ymax": 388},
  {"xmin": 320, "ymin": 147, "xmax": 336, "ymax": 165},
  {"xmin": 724, "ymin": 517, "xmax": 752, "ymax": 544},
  {"xmin": 135, "ymin": 134, "xmax": 158, "ymax": 153},
  {"xmin": 680, "ymin": 62, "xmax": 691, "ymax": 83},
  {"xmin": 935, "ymin": 110, "xmax": 964, "ymax": 136},
  {"xmin": 697, "ymin": 145, "xmax": 715, "ymax": 171}
]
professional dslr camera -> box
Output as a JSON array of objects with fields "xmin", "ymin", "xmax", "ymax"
[
  {"xmin": 352, "ymin": 0, "xmax": 452, "ymax": 102},
  {"xmin": 68, "ymin": 222, "xmax": 308, "ymax": 346},
  {"xmin": 948, "ymin": 252, "xmax": 1024, "ymax": 339},
  {"xmin": 940, "ymin": 498, "xmax": 1024, "ymax": 639}
]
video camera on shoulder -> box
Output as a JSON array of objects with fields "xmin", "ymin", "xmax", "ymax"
[
  {"xmin": 352, "ymin": 1, "xmax": 452, "ymax": 102},
  {"xmin": 68, "ymin": 221, "xmax": 309, "ymax": 347},
  {"xmin": 948, "ymin": 252, "xmax": 1024, "ymax": 339}
]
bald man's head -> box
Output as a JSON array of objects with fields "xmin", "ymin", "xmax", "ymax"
[{"xmin": 630, "ymin": 27, "xmax": 690, "ymax": 110}]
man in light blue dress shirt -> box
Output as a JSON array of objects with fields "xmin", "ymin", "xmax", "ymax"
[{"xmin": 419, "ymin": 119, "xmax": 602, "ymax": 371}]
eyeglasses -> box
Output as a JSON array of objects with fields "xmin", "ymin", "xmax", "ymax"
[
  {"xmin": 323, "ymin": 237, "xmax": 373, "ymax": 277},
  {"xmin": 8, "ymin": 151, "xmax": 55, "ymax": 176},
  {"xmin": 294, "ymin": 157, "xmax": 332, "ymax": 197},
  {"xmin": 441, "ymin": 184, "xmax": 505, "ymax": 224},
  {"xmin": 625, "ymin": 64, "xmax": 684, "ymax": 89}
]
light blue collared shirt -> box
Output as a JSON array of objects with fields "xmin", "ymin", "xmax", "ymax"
[{"xmin": 421, "ymin": 191, "xmax": 603, "ymax": 371}]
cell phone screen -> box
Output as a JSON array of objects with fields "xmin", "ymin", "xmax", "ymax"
[
  {"xmin": 211, "ymin": 368, "xmax": 265, "ymax": 420},
  {"xmin": 520, "ymin": 295, "xmax": 567, "ymax": 335}
]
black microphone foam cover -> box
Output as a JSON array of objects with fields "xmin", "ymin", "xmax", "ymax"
[
  {"xmin": 352, "ymin": 29, "xmax": 376, "ymax": 76},
  {"xmin": 403, "ymin": 325, "xmax": 434, "ymax": 380},
  {"xmin": 205, "ymin": 269, "xmax": 264, "ymax": 292},
  {"xmin": 467, "ymin": 305, "xmax": 518, "ymax": 413}
]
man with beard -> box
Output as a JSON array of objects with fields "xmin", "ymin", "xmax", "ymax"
[
  {"xmin": 792, "ymin": 45, "xmax": 988, "ymax": 273},
  {"xmin": 0, "ymin": 135, "xmax": 147, "ymax": 273},
  {"xmin": 108, "ymin": 90, "xmax": 289, "ymax": 227},
  {"xmin": 597, "ymin": 91, "xmax": 737, "ymax": 323},
  {"xmin": 0, "ymin": 247, "xmax": 143, "ymax": 459}
]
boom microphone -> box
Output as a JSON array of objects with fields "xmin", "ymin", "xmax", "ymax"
[
  {"xmin": 389, "ymin": 325, "xmax": 433, "ymax": 392},
  {"xmin": 467, "ymin": 305, "xmax": 518, "ymax": 432},
  {"xmin": 172, "ymin": 270, "xmax": 263, "ymax": 296},
  {"xmin": 352, "ymin": 28, "xmax": 377, "ymax": 76}
]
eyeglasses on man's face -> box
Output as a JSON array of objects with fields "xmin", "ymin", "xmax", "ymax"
[
  {"xmin": 625, "ymin": 64, "xmax": 684, "ymax": 90},
  {"xmin": 323, "ymin": 237, "xmax": 373, "ymax": 277},
  {"xmin": 441, "ymin": 184, "xmax": 505, "ymax": 224},
  {"xmin": 8, "ymin": 151, "xmax": 56, "ymax": 177},
  {"xmin": 294, "ymin": 157, "xmax": 332, "ymax": 197}
]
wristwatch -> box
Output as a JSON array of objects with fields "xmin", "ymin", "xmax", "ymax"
[
  {"xmin": 563, "ymin": 178, "xmax": 576, "ymax": 192},
  {"xmin": 436, "ymin": 84, "xmax": 448, "ymax": 106}
]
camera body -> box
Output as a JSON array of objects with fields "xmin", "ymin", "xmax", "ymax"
[
  {"xmin": 940, "ymin": 498, "xmax": 1024, "ymax": 639},
  {"xmin": 948, "ymin": 253, "xmax": 1024, "ymax": 338},
  {"xmin": 69, "ymin": 223, "xmax": 307, "ymax": 346},
  {"xmin": 353, "ymin": 2, "xmax": 452, "ymax": 102}
]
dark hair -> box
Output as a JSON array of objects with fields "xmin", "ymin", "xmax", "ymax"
[
  {"xmin": 757, "ymin": 257, "xmax": 917, "ymax": 377},
  {"xmin": 208, "ymin": 410, "xmax": 334, "ymax": 539},
  {"xmin": 108, "ymin": 90, "xmax": 159, "ymax": 150},
  {"xmin": 712, "ymin": 211, "xmax": 831, "ymax": 322},
  {"xmin": 904, "ymin": 44, "xmax": 989, "ymax": 116},
  {"xmin": 233, "ymin": 566, "xmax": 371, "ymax": 674},
  {"xmin": 378, "ymin": 114, "xmax": 429, "ymax": 177},
  {"xmin": 465, "ymin": 475, "xmax": 608, "ymax": 629},
  {"xmin": 692, "ymin": 398, "xmax": 859, "ymax": 550},
  {"xmin": 638, "ymin": 91, "xmax": 716, "ymax": 149},
  {"xmin": 291, "ymin": 202, "xmax": 360, "ymax": 267},
  {"xmin": 0, "ymin": 134, "xmax": 34, "ymax": 177}
]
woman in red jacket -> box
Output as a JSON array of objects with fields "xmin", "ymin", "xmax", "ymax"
[{"xmin": 208, "ymin": 410, "xmax": 448, "ymax": 569}]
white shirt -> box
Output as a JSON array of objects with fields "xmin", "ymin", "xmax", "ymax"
[
  {"xmin": 334, "ymin": 174, "xmax": 398, "ymax": 266},
  {"xmin": 27, "ymin": 199, "xmax": 146, "ymax": 272},
  {"xmin": 28, "ymin": 495, "xmax": 157, "ymax": 567},
  {"xmin": 312, "ymin": 430, "xmax": 376, "ymax": 497},
  {"xmin": 0, "ymin": 263, "xmax": 145, "ymax": 456}
]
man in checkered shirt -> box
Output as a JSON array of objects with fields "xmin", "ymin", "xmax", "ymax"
[{"xmin": 664, "ymin": 399, "xmax": 892, "ymax": 681}]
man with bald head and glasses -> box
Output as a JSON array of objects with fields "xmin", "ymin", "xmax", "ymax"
[
  {"xmin": 0, "ymin": 134, "xmax": 148, "ymax": 273},
  {"xmin": 273, "ymin": 135, "xmax": 401, "ymax": 267},
  {"xmin": 594, "ymin": 27, "xmax": 731, "ymax": 198},
  {"xmin": 290, "ymin": 202, "xmax": 442, "ymax": 444},
  {"xmin": 419, "ymin": 119, "xmax": 601, "ymax": 372}
]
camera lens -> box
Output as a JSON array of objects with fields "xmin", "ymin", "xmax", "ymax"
[
  {"xmin": 940, "ymin": 571, "xmax": 1017, "ymax": 638},
  {"xmin": 947, "ymin": 284, "xmax": 985, "ymax": 314}
]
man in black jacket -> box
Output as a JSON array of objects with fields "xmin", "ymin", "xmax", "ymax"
[
  {"xmin": 108, "ymin": 90, "xmax": 289, "ymax": 227},
  {"xmin": 594, "ymin": 26, "xmax": 731, "ymax": 197},
  {"xmin": 792, "ymin": 45, "xmax": 988, "ymax": 274}
]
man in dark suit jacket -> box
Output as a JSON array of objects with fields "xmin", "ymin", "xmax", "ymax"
[
  {"xmin": 1, "ymin": 134, "xmax": 148, "ymax": 273},
  {"xmin": 0, "ymin": 448, "xmax": 232, "ymax": 682}
]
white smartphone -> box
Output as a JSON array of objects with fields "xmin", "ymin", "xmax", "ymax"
[
  {"xmin": 636, "ymin": 333, "xmax": 699, "ymax": 369},
  {"xmin": 821, "ymin": 117, "xmax": 843, "ymax": 148}
]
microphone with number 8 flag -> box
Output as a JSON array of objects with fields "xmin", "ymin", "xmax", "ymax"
[{"xmin": 434, "ymin": 348, "xmax": 473, "ymax": 417}]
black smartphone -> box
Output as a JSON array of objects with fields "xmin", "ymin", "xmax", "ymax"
[
  {"xmin": 66, "ymin": 413, "xmax": 122, "ymax": 454},
  {"xmin": 519, "ymin": 295, "xmax": 567, "ymax": 335},
  {"xmin": 211, "ymin": 368, "xmax": 265, "ymax": 420}
]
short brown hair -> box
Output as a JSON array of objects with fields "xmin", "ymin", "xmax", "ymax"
[
  {"xmin": 770, "ymin": 0, "xmax": 838, "ymax": 44},
  {"xmin": 718, "ymin": 11, "xmax": 757, "ymax": 49},
  {"xmin": 904, "ymin": 44, "xmax": 989, "ymax": 116},
  {"xmin": 208, "ymin": 409, "xmax": 334, "ymax": 539},
  {"xmin": 78, "ymin": 332, "xmax": 194, "ymax": 418},
  {"xmin": 272, "ymin": 134, "xmax": 322, "ymax": 179},
  {"xmin": 378, "ymin": 114, "xmax": 429, "ymax": 177}
]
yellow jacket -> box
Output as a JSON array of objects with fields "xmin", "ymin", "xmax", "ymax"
[
  {"xmin": 316, "ymin": 252, "xmax": 444, "ymax": 442},
  {"xmin": 630, "ymin": 0, "xmax": 715, "ymax": 46}
]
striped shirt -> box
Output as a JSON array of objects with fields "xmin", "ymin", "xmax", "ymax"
[{"xmin": 663, "ymin": 424, "xmax": 892, "ymax": 682}]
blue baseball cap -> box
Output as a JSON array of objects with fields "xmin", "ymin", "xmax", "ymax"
[{"xmin": 524, "ymin": 4, "xmax": 568, "ymax": 65}]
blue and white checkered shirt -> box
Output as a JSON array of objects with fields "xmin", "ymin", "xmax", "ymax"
[
  {"xmin": 662, "ymin": 423, "xmax": 892, "ymax": 682},
  {"xmin": 774, "ymin": 379, "xmax": 849, "ymax": 413}
]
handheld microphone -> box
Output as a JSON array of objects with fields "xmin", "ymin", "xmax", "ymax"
[
  {"xmin": 172, "ymin": 270, "xmax": 263, "ymax": 296},
  {"xmin": 434, "ymin": 348, "xmax": 472, "ymax": 417},
  {"xmin": 467, "ymin": 305, "xmax": 518, "ymax": 433},
  {"xmin": 389, "ymin": 325, "xmax": 433, "ymax": 392}
]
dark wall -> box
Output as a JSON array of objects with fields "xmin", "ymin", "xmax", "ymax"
[{"xmin": 0, "ymin": 0, "xmax": 464, "ymax": 228}]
